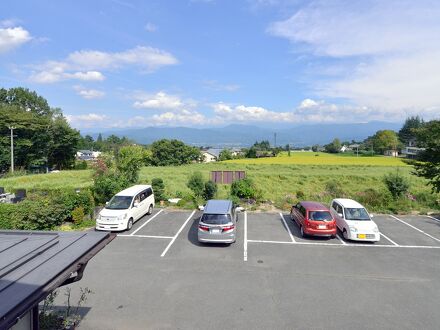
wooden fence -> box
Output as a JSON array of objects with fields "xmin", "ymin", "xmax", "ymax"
[{"xmin": 210, "ymin": 171, "xmax": 246, "ymax": 184}]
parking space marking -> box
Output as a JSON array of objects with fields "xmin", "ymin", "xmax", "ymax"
[
  {"xmin": 160, "ymin": 210, "xmax": 196, "ymax": 257},
  {"xmin": 380, "ymin": 232, "xmax": 399, "ymax": 246},
  {"xmin": 426, "ymin": 215, "xmax": 440, "ymax": 223},
  {"xmin": 336, "ymin": 234, "xmax": 347, "ymax": 245},
  {"xmin": 130, "ymin": 209, "xmax": 164, "ymax": 236},
  {"xmin": 279, "ymin": 213, "xmax": 296, "ymax": 243},
  {"xmin": 390, "ymin": 215, "xmax": 440, "ymax": 243},
  {"xmin": 244, "ymin": 211, "xmax": 248, "ymax": 262},
  {"xmin": 247, "ymin": 239, "xmax": 440, "ymax": 249},
  {"xmin": 118, "ymin": 234, "xmax": 173, "ymax": 239}
]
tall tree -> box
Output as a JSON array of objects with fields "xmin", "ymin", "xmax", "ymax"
[
  {"xmin": 47, "ymin": 115, "xmax": 80, "ymax": 169},
  {"xmin": 324, "ymin": 138, "xmax": 341, "ymax": 153},
  {"xmin": 369, "ymin": 130, "xmax": 399, "ymax": 154},
  {"xmin": 398, "ymin": 116, "xmax": 424, "ymax": 146},
  {"xmin": 412, "ymin": 120, "xmax": 440, "ymax": 192},
  {"xmin": 149, "ymin": 139, "xmax": 201, "ymax": 166}
]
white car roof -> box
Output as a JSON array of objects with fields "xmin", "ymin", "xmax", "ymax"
[
  {"xmin": 333, "ymin": 198, "xmax": 365, "ymax": 208},
  {"xmin": 115, "ymin": 185, "xmax": 152, "ymax": 197}
]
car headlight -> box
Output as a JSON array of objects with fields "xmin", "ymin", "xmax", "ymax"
[
  {"xmin": 118, "ymin": 213, "xmax": 128, "ymax": 220},
  {"xmin": 349, "ymin": 226, "xmax": 357, "ymax": 232},
  {"xmin": 373, "ymin": 226, "xmax": 379, "ymax": 233},
  {"xmin": 97, "ymin": 214, "xmax": 101, "ymax": 221}
]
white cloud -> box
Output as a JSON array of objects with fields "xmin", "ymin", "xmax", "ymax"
[
  {"xmin": 133, "ymin": 91, "xmax": 184, "ymax": 109},
  {"xmin": 66, "ymin": 113, "xmax": 109, "ymax": 128},
  {"xmin": 145, "ymin": 22, "xmax": 157, "ymax": 32},
  {"xmin": 267, "ymin": 0, "xmax": 440, "ymax": 117},
  {"xmin": 0, "ymin": 26, "xmax": 32, "ymax": 53},
  {"xmin": 73, "ymin": 86, "xmax": 105, "ymax": 99},
  {"xmin": 29, "ymin": 46, "xmax": 178, "ymax": 83}
]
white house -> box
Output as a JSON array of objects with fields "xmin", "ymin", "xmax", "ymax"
[
  {"xmin": 384, "ymin": 150, "xmax": 399, "ymax": 157},
  {"xmin": 76, "ymin": 150, "xmax": 102, "ymax": 161},
  {"xmin": 202, "ymin": 151, "xmax": 218, "ymax": 163}
]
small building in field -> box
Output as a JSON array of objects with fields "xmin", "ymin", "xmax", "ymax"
[
  {"xmin": 401, "ymin": 146, "xmax": 425, "ymax": 159},
  {"xmin": 384, "ymin": 150, "xmax": 399, "ymax": 157},
  {"xmin": 76, "ymin": 150, "xmax": 101, "ymax": 161},
  {"xmin": 202, "ymin": 150, "xmax": 219, "ymax": 163}
]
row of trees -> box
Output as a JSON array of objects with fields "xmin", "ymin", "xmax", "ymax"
[
  {"xmin": 0, "ymin": 88, "xmax": 80, "ymax": 172},
  {"xmin": 323, "ymin": 116, "xmax": 425, "ymax": 155}
]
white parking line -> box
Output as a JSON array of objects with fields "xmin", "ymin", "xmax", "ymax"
[
  {"xmin": 160, "ymin": 210, "xmax": 196, "ymax": 257},
  {"xmin": 380, "ymin": 232, "xmax": 399, "ymax": 246},
  {"xmin": 244, "ymin": 211, "xmax": 248, "ymax": 262},
  {"xmin": 130, "ymin": 209, "xmax": 164, "ymax": 236},
  {"xmin": 118, "ymin": 234, "xmax": 173, "ymax": 239},
  {"xmin": 389, "ymin": 215, "xmax": 440, "ymax": 243},
  {"xmin": 336, "ymin": 234, "xmax": 347, "ymax": 245},
  {"xmin": 426, "ymin": 215, "xmax": 440, "ymax": 223},
  {"xmin": 247, "ymin": 239, "xmax": 440, "ymax": 249},
  {"xmin": 280, "ymin": 213, "xmax": 296, "ymax": 243}
]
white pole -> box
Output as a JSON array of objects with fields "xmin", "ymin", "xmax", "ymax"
[{"xmin": 9, "ymin": 126, "xmax": 14, "ymax": 173}]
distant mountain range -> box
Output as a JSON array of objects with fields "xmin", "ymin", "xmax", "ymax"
[{"xmin": 83, "ymin": 121, "xmax": 402, "ymax": 147}]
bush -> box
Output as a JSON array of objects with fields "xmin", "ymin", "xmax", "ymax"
[
  {"xmin": 187, "ymin": 172, "xmax": 204, "ymax": 197},
  {"xmin": 93, "ymin": 172, "xmax": 128, "ymax": 204},
  {"xmin": 74, "ymin": 160, "xmax": 88, "ymax": 170},
  {"xmin": 230, "ymin": 178, "xmax": 260, "ymax": 200},
  {"xmin": 71, "ymin": 206, "xmax": 85, "ymax": 225},
  {"xmin": 356, "ymin": 188, "xmax": 392, "ymax": 210},
  {"xmin": 325, "ymin": 180, "xmax": 345, "ymax": 198},
  {"xmin": 151, "ymin": 178, "xmax": 166, "ymax": 202},
  {"xmin": 203, "ymin": 181, "xmax": 217, "ymax": 200},
  {"xmin": 296, "ymin": 190, "xmax": 305, "ymax": 200},
  {"xmin": 383, "ymin": 172, "xmax": 410, "ymax": 199}
]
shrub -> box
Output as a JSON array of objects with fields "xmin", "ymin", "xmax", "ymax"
[
  {"xmin": 93, "ymin": 172, "xmax": 128, "ymax": 204},
  {"xmin": 151, "ymin": 178, "xmax": 166, "ymax": 202},
  {"xmin": 203, "ymin": 181, "xmax": 217, "ymax": 200},
  {"xmin": 383, "ymin": 172, "xmax": 410, "ymax": 199},
  {"xmin": 356, "ymin": 188, "xmax": 392, "ymax": 210},
  {"xmin": 325, "ymin": 180, "xmax": 345, "ymax": 198},
  {"xmin": 71, "ymin": 206, "xmax": 85, "ymax": 225},
  {"xmin": 296, "ymin": 190, "xmax": 305, "ymax": 200},
  {"xmin": 187, "ymin": 172, "xmax": 204, "ymax": 197},
  {"xmin": 74, "ymin": 160, "xmax": 88, "ymax": 170},
  {"xmin": 230, "ymin": 178, "xmax": 260, "ymax": 200}
]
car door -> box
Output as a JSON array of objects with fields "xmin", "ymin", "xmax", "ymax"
[
  {"xmin": 331, "ymin": 201, "xmax": 344, "ymax": 230},
  {"xmin": 132, "ymin": 193, "xmax": 143, "ymax": 221},
  {"xmin": 290, "ymin": 203, "xmax": 301, "ymax": 226}
]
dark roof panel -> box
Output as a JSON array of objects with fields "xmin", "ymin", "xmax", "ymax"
[{"xmin": 0, "ymin": 230, "xmax": 114, "ymax": 329}]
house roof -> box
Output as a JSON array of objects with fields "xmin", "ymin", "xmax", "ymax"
[
  {"xmin": 205, "ymin": 148, "xmax": 223, "ymax": 158},
  {"xmin": 0, "ymin": 230, "xmax": 114, "ymax": 329}
]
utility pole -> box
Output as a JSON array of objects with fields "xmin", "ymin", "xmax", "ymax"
[
  {"xmin": 274, "ymin": 133, "xmax": 277, "ymax": 148},
  {"xmin": 8, "ymin": 126, "xmax": 15, "ymax": 173}
]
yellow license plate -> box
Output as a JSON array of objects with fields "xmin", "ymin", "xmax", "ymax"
[{"xmin": 357, "ymin": 234, "xmax": 366, "ymax": 239}]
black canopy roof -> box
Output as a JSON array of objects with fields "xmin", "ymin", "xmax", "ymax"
[{"xmin": 0, "ymin": 230, "xmax": 114, "ymax": 329}]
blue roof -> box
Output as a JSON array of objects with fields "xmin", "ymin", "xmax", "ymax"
[{"xmin": 204, "ymin": 200, "xmax": 233, "ymax": 214}]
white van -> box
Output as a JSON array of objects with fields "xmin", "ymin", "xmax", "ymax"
[{"xmin": 96, "ymin": 185, "xmax": 155, "ymax": 231}]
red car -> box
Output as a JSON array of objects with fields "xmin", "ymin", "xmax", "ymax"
[{"xmin": 290, "ymin": 201, "xmax": 337, "ymax": 238}]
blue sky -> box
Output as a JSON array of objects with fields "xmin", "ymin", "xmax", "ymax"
[{"xmin": 1, "ymin": 0, "xmax": 439, "ymax": 130}]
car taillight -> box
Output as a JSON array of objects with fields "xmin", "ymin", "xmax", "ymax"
[
  {"xmin": 222, "ymin": 225, "xmax": 235, "ymax": 232},
  {"xmin": 199, "ymin": 225, "xmax": 209, "ymax": 231}
]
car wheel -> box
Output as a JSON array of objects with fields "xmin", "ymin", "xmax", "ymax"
[
  {"xmin": 147, "ymin": 204, "xmax": 153, "ymax": 215},
  {"xmin": 331, "ymin": 234, "xmax": 336, "ymax": 239},
  {"xmin": 127, "ymin": 218, "xmax": 133, "ymax": 231},
  {"xmin": 300, "ymin": 226, "xmax": 306, "ymax": 238},
  {"xmin": 342, "ymin": 229, "xmax": 349, "ymax": 240}
]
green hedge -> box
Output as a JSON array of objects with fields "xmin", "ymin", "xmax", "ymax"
[{"xmin": 0, "ymin": 189, "xmax": 95, "ymax": 230}]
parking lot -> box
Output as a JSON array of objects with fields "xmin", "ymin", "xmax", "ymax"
[{"xmin": 69, "ymin": 209, "xmax": 440, "ymax": 329}]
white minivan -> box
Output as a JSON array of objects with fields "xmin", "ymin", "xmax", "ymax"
[
  {"xmin": 330, "ymin": 198, "xmax": 380, "ymax": 242},
  {"xmin": 96, "ymin": 185, "xmax": 155, "ymax": 231}
]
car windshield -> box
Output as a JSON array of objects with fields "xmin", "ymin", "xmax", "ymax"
[
  {"xmin": 309, "ymin": 211, "xmax": 333, "ymax": 221},
  {"xmin": 105, "ymin": 196, "xmax": 133, "ymax": 210},
  {"xmin": 201, "ymin": 214, "xmax": 231, "ymax": 225},
  {"xmin": 344, "ymin": 208, "xmax": 370, "ymax": 221}
]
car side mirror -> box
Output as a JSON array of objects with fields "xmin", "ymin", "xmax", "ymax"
[
  {"xmin": 198, "ymin": 205, "xmax": 205, "ymax": 211},
  {"xmin": 105, "ymin": 201, "xmax": 109, "ymax": 205},
  {"xmin": 338, "ymin": 213, "xmax": 343, "ymax": 217},
  {"xmin": 133, "ymin": 201, "xmax": 139, "ymax": 208},
  {"xmin": 235, "ymin": 206, "xmax": 244, "ymax": 213},
  {"xmin": 370, "ymin": 214, "xmax": 374, "ymax": 218}
]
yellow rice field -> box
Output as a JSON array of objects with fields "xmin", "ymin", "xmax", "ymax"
[{"xmin": 226, "ymin": 152, "xmax": 408, "ymax": 166}]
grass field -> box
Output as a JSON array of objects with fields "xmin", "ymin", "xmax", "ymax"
[
  {"xmin": 1, "ymin": 152, "xmax": 438, "ymax": 213},
  {"xmin": 227, "ymin": 151, "xmax": 408, "ymax": 166}
]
